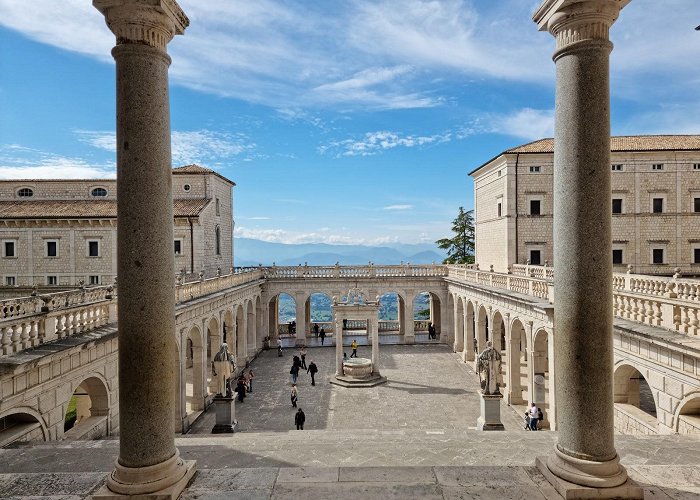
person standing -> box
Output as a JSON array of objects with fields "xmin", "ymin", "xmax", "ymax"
[
  {"xmin": 247, "ymin": 369, "xmax": 255, "ymax": 393},
  {"xmin": 300, "ymin": 347, "xmax": 307, "ymax": 369},
  {"xmin": 319, "ymin": 327, "xmax": 326, "ymax": 345},
  {"xmin": 313, "ymin": 323, "xmax": 319, "ymax": 338},
  {"xmin": 295, "ymin": 408, "xmax": 305, "ymax": 430},
  {"xmin": 235, "ymin": 377, "xmax": 246, "ymax": 403},
  {"xmin": 350, "ymin": 339, "xmax": 358, "ymax": 358},
  {"xmin": 290, "ymin": 362, "xmax": 300, "ymax": 384},
  {"xmin": 528, "ymin": 403, "xmax": 539, "ymax": 431},
  {"xmin": 277, "ymin": 337, "xmax": 283, "ymax": 357},
  {"xmin": 291, "ymin": 384, "xmax": 298, "ymax": 408},
  {"xmin": 307, "ymin": 360, "xmax": 318, "ymax": 386}
]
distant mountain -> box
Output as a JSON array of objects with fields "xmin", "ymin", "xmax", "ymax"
[{"xmin": 234, "ymin": 238, "xmax": 446, "ymax": 267}]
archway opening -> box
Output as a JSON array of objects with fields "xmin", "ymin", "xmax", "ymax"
[
  {"xmin": 246, "ymin": 300, "xmax": 256, "ymax": 358},
  {"xmin": 207, "ymin": 316, "xmax": 221, "ymax": 397},
  {"xmin": 185, "ymin": 326, "xmax": 204, "ymax": 415},
  {"xmin": 678, "ymin": 397, "xmax": 700, "ymax": 435},
  {"xmin": 532, "ymin": 329, "xmax": 550, "ymax": 429},
  {"xmin": 277, "ymin": 293, "xmax": 296, "ymax": 337},
  {"xmin": 413, "ymin": 291, "xmax": 441, "ymax": 338},
  {"xmin": 309, "ymin": 292, "xmax": 332, "ymax": 337},
  {"xmin": 0, "ymin": 411, "xmax": 45, "ymax": 447},
  {"xmin": 454, "ymin": 296, "xmax": 464, "ymax": 352},
  {"xmin": 64, "ymin": 376, "xmax": 109, "ymax": 439},
  {"xmin": 379, "ymin": 292, "xmax": 401, "ymax": 334},
  {"xmin": 614, "ymin": 364, "xmax": 658, "ymax": 434},
  {"xmin": 508, "ymin": 319, "xmax": 527, "ymax": 406}
]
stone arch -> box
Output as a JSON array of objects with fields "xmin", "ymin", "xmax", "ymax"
[
  {"xmin": 476, "ymin": 305, "xmax": 489, "ymax": 354},
  {"xmin": 246, "ymin": 299, "xmax": 256, "ymax": 358},
  {"xmin": 507, "ymin": 318, "xmax": 527, "ymax": 406},
  {"xmin": 613, "ymin": 363, "xmax": 658, "ymax": 433},
  {"xmin": 185, "ymin": 325, "xmax": 205, "ymax": 413},
  {"xmin": 0, "ymin": 407, "xmax": 48, "ymax": 446},
  {"xmin": 412, "ymin": 290, "xmax": 441, "ymax": 335},
  {"xmin": 378, "ymin": 290, "xmax": 407, "ymax": 334},
  {"xmin": 674, "ymin": 392, "xmax": 700, "ymax": 435},
  {"xmin": 307, "ymin": 292, "xmax": 332, "ymax": 337},
  {"xmin": 63, "ymin": 375, "xmax": 110, "ymax": 439},
  {"xmin": 464, "ymin": 299, "xmax": 476, "ymax": 361},
  {"xmin": 491, "ymin": 310, "xmax": 506, "ymax": 351},
  {"xmin": 207, "ymin": 315, "xmax": 221, "ymax": 396},
  {"xmin": 532, "ymin": 328, "xmax": 550, "ymax": 428},
  {"xmin": 274, "ymin": 292, "xmax": 296, "ymax": 337}
]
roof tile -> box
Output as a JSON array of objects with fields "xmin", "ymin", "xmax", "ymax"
[{"xmin": 0, "ymin": 199, "xmax": 210, "ymax": 219}]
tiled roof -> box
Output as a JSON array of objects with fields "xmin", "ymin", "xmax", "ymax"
[
  {"xmin": 506, "ymin": 135, "xmax": 700, "ymax": 154},
  {"xmin": 172, "ymin": 164, "xmax": 236, "ymax": 186},
  {"xmin": 0, "ymin": 199, "xmax": 210, "ymax": 219}
]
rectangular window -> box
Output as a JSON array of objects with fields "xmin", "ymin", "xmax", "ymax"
[
  {"xmin": 46, "ymin": 240, "xmax": 58, "ymax": 257},
  {"xmin": 694, "ymin": 197, "xmax": 700, "ymax": 213},
  {"xmin": 5, "ymin": 276, "xmax": 16, "ymax": 286},
  {"xmin": 652, "ymin": 163, "xmax": 664, "ymax": 170},
  {"xmin": 612, "ymin": 249, "xmax": 623, "ymax": 264},
  {"xmin": 174, "ymin": 239, "xmax": 182, "ymax": 255},
  {"xmin": 88, "ymin": 240, "xmax": 99, "ymax": 257},
  {"xmin": 652, "ymin": 198, "xmax": 663, "ymax": 213},
  {"xmin": 694, "ymin": 163, "xmax": 700, "ymax": 170},
  {"xmin": 89, "ymin": 275, "xmax": 100, "ymax": 285},
  {"xmin": 47, "ymin": 276, "xmax": 58, "ymax": 286},
  {"xmin": 529, "ymin": 166, "xmax": 541, "ymax": 173},
  {"xmin": 216, "ymin": 198, "xmax": 221, "ymax": 216},
  {"xmin": 652, "ymin": 248, "xmax": 664, "ymax": 264},
  {"xmin": 529, "ymin": 250, "xmax": 541, "ymax": 265},
  {"xmin": 612, "ymin": 199, "xmax": 622, "ymax": 214},
  {"xmin": 497, "ymin": 202, "xmax": 502, "ymax": 217},
  {"xmin": 611, "ymin": 164, "xmax": 623, "ymax": 171},
  {"xmin": 3, "ymin": 241, "xmax": 15, "ymax": 258},
  {"xmin": 530, "ymin": 200, "xmax": 541, "ymax": 215},
  {"xmin": 695, "ymin": 248, "xmax": 700, "ymax": 264}
]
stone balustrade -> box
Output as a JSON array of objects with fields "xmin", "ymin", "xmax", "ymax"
[
  {"xmin": 175, "ymin": 268, "xmax": 264, "ymax": 302},
  {"xmin": 263, "ymin": 264, "xmax": 448, "ymax": 279},
  {"xmin": 446, "ymin": 265, "xmax": 552, "ymax": 300}
]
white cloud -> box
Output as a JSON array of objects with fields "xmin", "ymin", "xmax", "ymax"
[
  {"xmin": 235, "ymin": 226, "xmax": 400, "ymax": 246},
  {"xmin": 320, "ymin": 130, "xmax": 451, "ymax": 157},
  {"xmin": 484, "ymin": 108, "xmax": 554, "ymax": 140},
  {"xmin": 384, "ymin": 204, "xmax": 413, "ymax": 210},
  {"xmin": 75, "ymin": 129, "xmax": 256, "ymax": 164},
  {"xmin": 0, "ymin": 145, "xmax": 115, "ymax": 179}
]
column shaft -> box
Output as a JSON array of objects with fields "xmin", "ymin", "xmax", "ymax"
[
  {"xmin": 335, "ymin": 318, "xmax": 344, "ymax": 376},
  {"xmin": 115, "ymin": 43, "xmax": 176, "ymax": 468}
]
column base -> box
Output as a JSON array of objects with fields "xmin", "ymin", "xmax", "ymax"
[
  {"xmin": 536, "ymin": 451, "xmax": 643, "ymax": 499},
  {"xmin": 94, "ymin": 451, "xmax": 196, "ymax": 499},
  {"xmin": 404, "ymin": 336, "xmax": 416, "ymax": 345}
]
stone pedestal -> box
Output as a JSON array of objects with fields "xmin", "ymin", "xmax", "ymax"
[
  {"xmin": 477, "ymin": 393, "xmax": 505, "ymax": 431},
  {"xmin": 330, "ymin": 358, "xmax": 387, "ymax": 388},
  {"xmin": 211, "ymin": 396, "xmax": 238, "ymax": 434}
]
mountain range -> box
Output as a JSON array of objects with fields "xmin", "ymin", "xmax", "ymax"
[{"xmin": 234, "ymin": 238, "xmax": 447, "ymax": 267}]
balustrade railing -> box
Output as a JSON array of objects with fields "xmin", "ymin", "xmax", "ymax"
[
  {"xmin": 175, "ymin": 268, "xmax": 264, "ymax": 303},
  {"xmin": 263, "ymin": 264, "xmax": 448, "ymax": 279}
]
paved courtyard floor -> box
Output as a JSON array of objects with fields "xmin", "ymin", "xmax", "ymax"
[{"xmin": 189, "ymin": 343, "xmax": 525, "ymax": 434}]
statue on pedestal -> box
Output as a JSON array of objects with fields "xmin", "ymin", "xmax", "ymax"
[
  {"xmin": 477, "ymin": 340, "xmax": 502, "ymax": 395},
  {"xmin": 212, "ymin": 343, "xmax": 235, "ymax": 398}
]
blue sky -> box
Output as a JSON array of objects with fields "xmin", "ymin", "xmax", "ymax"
[{"xmin": 1, "ymin": 0, "xmax": 699, "ymax": 245}]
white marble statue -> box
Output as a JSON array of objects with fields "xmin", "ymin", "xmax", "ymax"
[
  {"xmin": 212, "ymin": 343, "xmax": 235, "ymax": 397},
  {"xmin": 477, "ymin": 340, "xmax": 502, "ymax": 395}
]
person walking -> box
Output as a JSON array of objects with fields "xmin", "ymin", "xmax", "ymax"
[
  {"xmin": 300, "ymin": 347, "xmax": 307, "ymax": 369},
  {"xmin": 277, "ymin": 337, "xmax": 283, "ymax": 357},
  {"xmin": 313, "ymin": 323, "xmax": 319, "ymax": 338},
  {"xmin": 319, "ymin": 327, "xmax": 326, "ymax": 345},
  {"xmin": 290, "ymin": 362, "xmax": 300, "ymax": 384},
  {"xmin": 528, "ymin": 403, "xmax": 540, "ymax": 431},
  {"xmin": 235, "ymin": 377, "xmax": 246, "ymax": 403},
  {"xmin": 307, "ymin": 360, "xmax": 318, "ymax": 386},
  {"xmin": 290, "ymin": 384, "xmax": 298, "ymax": 408},
  {"xmin": 247, "ymin": 369, "xmax": 255, "ymax": 393},
  {"xmin": 350, "ymin": 339, "xmax": 358, "ymax": 358},
  {"xmin": 295, "ymin": 408, "xmax": 305, "ymax": 430}
]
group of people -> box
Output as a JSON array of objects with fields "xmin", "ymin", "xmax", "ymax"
[
  {"xmin": 428, "ymin": 322, "xmax": 437, "ymax": 339},
  {"xmin": 233, "ymin": 369, "xmax": 255, "ymax": 403},
  {"xmin": 287, "ymin": 347, "xmax": 320, "ymax": 430},
  {"xmin": 525, "ymin": 403, "xmax": 544, "ymax": 431},
  {"xmin": 312, "ymin": 323, "xmax": 327, "ymax": 345}
]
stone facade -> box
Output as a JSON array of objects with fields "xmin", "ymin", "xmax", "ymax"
[
  {"xmin": 0, "ymin": 165, "xmax": 234, "ymax": 288},
  {"xmin": 471, "ymin": 136, "xmax": 700, "ymax": 275}
]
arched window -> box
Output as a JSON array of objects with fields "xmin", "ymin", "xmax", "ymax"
[
  {"xmin": 91, "ymin": 187, "xmax": 108, "ymax": 197},
  {"xmin": 17, "ymin": 188, "xmax": 33, "ymax": 197},
  {"xmin": 183, "ymin": 184, "xmax": 191, "ymax": 192},
  {"xmin": 215, "ymin": 226, "xmax": 221, "ymax": 255}
]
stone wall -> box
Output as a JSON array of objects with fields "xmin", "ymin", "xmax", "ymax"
[{"xmin": 614, "ymin": 403, "xmax": 658, "ymax": 435}]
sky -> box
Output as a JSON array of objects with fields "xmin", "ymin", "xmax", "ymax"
[{"xmin": 0, "ymin": 0, "xmax": 699, "ymax": 246}]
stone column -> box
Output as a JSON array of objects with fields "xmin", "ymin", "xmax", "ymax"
[
  {"xmin": 370, "ymin": 317, "xmax": 380, "ymax": 374},
  {"xmin": 335, "ymin": 316, "xmax": 344, "ymax": 376},
  {"xmin": 464, "ymin": 309, "xmax": 475, "ymax": 361},
  {"xmin": 533, "ymin": 1, "xmax": 639, "ymax": 497},
  {"xmin": 93, "ymin": 0, "xmax": 195, "ymax": 497},
  {"xmin": 452, "ymin": 300, "xmax": 463, "ymax": 353},
  {"xmin": 295, "ymin": 292, "xmax": 306, "ymax": 346},
  {"xmin": 404, "ymin": 295, "xmax": 415, "ymax": 344}
]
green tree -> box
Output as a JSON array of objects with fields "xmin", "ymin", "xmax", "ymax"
[{"xmin": 436, "ymin": 207, "xmax": 475, "ymax": 264}]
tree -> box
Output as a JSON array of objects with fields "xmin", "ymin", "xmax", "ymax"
[{"xmin": 436, "ymin": 207, "xmax": 475, "ymax": 264}]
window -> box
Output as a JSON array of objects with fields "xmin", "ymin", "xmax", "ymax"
[
  {"xmin": 91, "ymin": 187, "xmax": 108, "ymax": 197},
  {"xmin": 652, "ymin": 163, "xmax": 664, "ymax": 170},
  {"xmin": 183, "ymin": 184, "xmax": 191, "ymax": 192},
  {"xmin": 216, "ymin": 198, "xmax": 220, "ymax": 216},
  {"xmin": 88, "ymin": 240, "xmax": 100, "ymax": 257},
  {"xmin": 530, "ymin": 200, "xmax": 541, "ymax": 215},
  {"xmin": 17, "ymin": 188, "xmax": 33, "ymax": 197},
  {"xmin": 694, "ymin": 164, "xmax": 700, "ymax": 170},
  {"xmin": 89, "ymin": 275, "xmax": 100, "ymax": 285},
  {"xmin": 529, "ymin": 250, "xmax": 541, "ymax": 265},
  {"xmin": 612, "ymin": 249, "xmax": 623, "ymax": 264},
  {"xmin": 215, "ymin": 226, "xmax": 221, "ymax": 255},
  {"xmin": 652, "ymin": 248, "xmax": 664, "ymax": 264},
  {"xmin": 652, "ymin": 198, "xmax": 664, "ymax": 213},
  {"xmin": 497, "ymin": 202, "xmax": 502, "ymax": 218},
  {"xmin": 529, "ymin": 166, "xmax": 541, "ymax": 173},
  {"xmin": 46, "ymin": 240, "xmax": 58, "ymax": 257},
  {"xmin": 3, "ymin": 241, "xmax": 16, "ymax": 258},
  {"xmin": 694, "ymin": 197, "xmax": 700, "ymax": 213},
  {"xmin": 174, "ymin": 239, "xmax": 182, "ymax": 255},
  {"xmin": 5, "ymin": 276, "xmax": 16, "ymax": 286},
  {"xmin": 695, "ymin": 248, "xmax": 700, "ymax": 264},
  {"xmin": 47, "ymin": 276, "xmax": 58, "ymax": 286},
  {"xmin": 612, "ymin": 199, "xmax": 622, "ymax": 214},
  {"xmin": 611, "ymin": 164, "xmax": 623, "ymax": 171},
  {"xmin": 497, "ymin": 170, "xmax": 502, "ymax": 177}
]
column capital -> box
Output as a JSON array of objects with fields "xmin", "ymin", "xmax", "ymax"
[
  {"xmin": 94, "ymin": 0, "xmax": 188, "ymax": 51},
  {"xmin": 533, "ymin": 0, "xmax": 628, "ymax": 56}
]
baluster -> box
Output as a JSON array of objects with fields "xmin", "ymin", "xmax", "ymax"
[
  {"xmin": 1, "ymin": 326, "xmax": 11, "ymax": 354},
  {"xmin": 682, "ymin": 307, "xmax": 691, "ymax": 334},
  {"xmin": 37, "ymin": 321, "xmax": 45, "ymax": 344},
  {"xmin": 10, "ymin": 325, "xmax": 20, "ymax": 353},
  {"xmin": 27, "ymin": 321, "xmax": 38, "ymax": 347}
]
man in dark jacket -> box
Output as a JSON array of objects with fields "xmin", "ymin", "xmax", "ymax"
[
  {"xmin": 295, "ymin": 408, "xmax": 305, "ymax": 430},
  {"xmin": 307, "ymin": 360, "xmax": 319, "ymax": 386}
]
